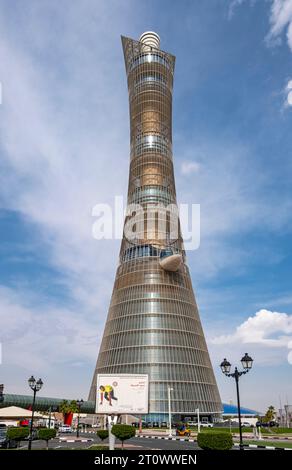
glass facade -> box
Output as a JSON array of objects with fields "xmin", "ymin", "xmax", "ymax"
[{"xmin": 89, "ymin": 34, "xmax": 222, "ymax": 420}]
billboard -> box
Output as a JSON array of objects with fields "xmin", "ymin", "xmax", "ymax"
[{"xmin": 96, "ymin": 374, "xmax": 149, "ymax": 414}]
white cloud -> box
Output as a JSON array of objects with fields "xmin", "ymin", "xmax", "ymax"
[
  {"xmin": 0, "ymin": 1, "xmax": 133, "ymax": 395},
  {"xmin": 211, "ymin": 309, "xmax": 292, "ymax": 347},
  {"xmin": 266, "ymin": 0, "xmax": 292, "ymax": 51},
  {"xmin": 176, "ymin": 138, "xmax": 292, "ymax": 278},
  {"xmin": 228, "ymin": 0, "xmax": 248, "ymax": 20},
  {"xmin": 181, "ymin": 161, "xmax": 201, "ymax": 175},
  {"xmin": 0, "ymin": 3, "xmax": 129, "ymax": 311},
  {"xmin": 0, "ymin": 285, "xmax": 100, "ymax": 371},
  {"xmin": 282, "ymin": 79, "xmax": 292, "ymax": 107},
  {"xmin": 229, "ymin": 1, "xmax": 292, "ymax": 52}
]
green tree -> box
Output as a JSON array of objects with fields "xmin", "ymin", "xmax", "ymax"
[
  {"xmin": 111, "ymin": 424, "xmax": 135, "ymax": 449},
  {"xmin": 7, "ymin": 427, "xmax": 29, "ymax": 447},
  {"xmin": 96, "ymin": 429, "xmax": 109, "ymax": 441},
  {"xmin": 59, "ymin": 399, "xmax": 78, "ymax": 425},
  {"xmin": 59, "ymin": 399, "xmax": 78, "ymax": 415},
  {"xmin": 263, "ymin": 405, "xmax": 276, "ymax": 424},
  {"xmin": 38, "ymin": 428, "xmax": 57, "ymax": 450}
]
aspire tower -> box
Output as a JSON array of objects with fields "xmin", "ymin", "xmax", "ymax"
[{"xmin": 89, "ymin": 32, "xmax": 222, "ymax": 421}]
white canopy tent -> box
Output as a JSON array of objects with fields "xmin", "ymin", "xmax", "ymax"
[{"xmin": 0, "ymin": 406, "xmax": 44, "ymax": 419}]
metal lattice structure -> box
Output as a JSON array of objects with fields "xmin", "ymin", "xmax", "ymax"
[{"xmin": 89, "ymin": 33, "xmax": 222, "ymax": 420}]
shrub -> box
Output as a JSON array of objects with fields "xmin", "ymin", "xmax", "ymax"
[
  {"xmin": 96, "ymin": 429, "xmax": 109, "ymax": 441},
  {"xmin": 197, "ymin": 431, "xmax": 233, "ymax": 450},
  {"xmin": 7, "ymin": 427, "xmax": 29, "ymax": 441},
  {"xmin": 111, "ymin": 424, "xmax": 136, "ymax": 449},
  {"xmin": 38, "ymin": 428, "xmax": 57, "ymax": 450}
]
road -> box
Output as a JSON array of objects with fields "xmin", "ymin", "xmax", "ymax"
[
  {"xmin": 18, "ymin": 432, "xmax": 201, "ymax": 451},
  {"xmin": 18, "ymin": 431, "xmax": 287, "ymax": 451}
]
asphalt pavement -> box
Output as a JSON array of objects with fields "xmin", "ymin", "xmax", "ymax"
[{"xmin": 17, "ymin": 432, "xmax": 200, "ymax": 450}]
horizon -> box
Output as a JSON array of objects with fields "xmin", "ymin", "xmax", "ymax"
[{"xmin": 0, "ymin": 0, "xmax": 292, "ymax": 414}]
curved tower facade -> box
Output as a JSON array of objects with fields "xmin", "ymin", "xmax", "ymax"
[{"xmin": 89, "ymin": 33, "xmax": 222, "ymax": 421}]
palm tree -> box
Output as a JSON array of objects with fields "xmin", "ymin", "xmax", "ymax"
[
  {"xmin": 59, "ymin": 400, "xmax": 78, "ymax": 426},
  {"xmin": 264, "ymin": 405, "xmax": 276, "ymax": 424}
]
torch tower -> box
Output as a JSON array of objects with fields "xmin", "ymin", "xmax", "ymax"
[{"xmin": 89, "ymin": 32, "xmax": 222, "ymax": 421}]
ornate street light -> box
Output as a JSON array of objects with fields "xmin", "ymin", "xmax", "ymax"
[
  {"xmin": 220, "ymin": 353, "xmax": 253, "ymax": 450},
  {"xmin": 220, "ymin": 358, "xmax": 231, "ymax": 375},
  {"xmin": 28, "ymin": 375, "xmax": 43, "ymax": 450},
  {"xmin": 76, "ymin": 399, "xmax": 84, "ymax": 438},
  {"xmin": 241, "ymin": 353, "xmax": 253, "ymax": 371}
]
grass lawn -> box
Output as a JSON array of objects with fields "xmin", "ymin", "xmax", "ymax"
[
  {"xmin": 241, "ymin": 440, "xmax": 292, "ymax": 449},
  {"xmin": 86, "ymin": 445, "xmax": 109, "ymax": 450},
  {"xmin": 261, "ymin": 427, "xmax": 292, "ymax": 435},
  {"xmin": 200, "ymin": 427, "xmax": 254, "ymax": 434}
]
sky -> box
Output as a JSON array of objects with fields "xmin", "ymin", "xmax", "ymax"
[{"xmin": 0, "ymin": 0, "xmax": 292, "ymax": 413}]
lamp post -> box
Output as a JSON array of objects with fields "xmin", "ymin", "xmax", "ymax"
[
  {"xmin": 76, "ymin": 399, "xmax": 84, "ymax": 438},
  {"xmin": 48, "ymin": 406, "xmax": 52, "ymax": 429},
  {"xmin": 195, "ymin": 408, "xmax": 200, "ymax": 434},
  {"xmin": 220, "ymin": 353, "xmax": 253, "ymax": 451},
  {"xmin": 168, "ymin": 387, "xmax": 173, "ymax": 437},
  {"xmin": 28, "ymin": 376, "xmax": 43, "ymax": 450}
]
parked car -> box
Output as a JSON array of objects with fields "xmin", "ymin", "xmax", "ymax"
[
  {"xmin": 58, "ymin": 424, "xmax": 72, "ymax": 433},
  {"xmin": 256, "ymin": 420, "xmax": 279, "ymax": 428},
  {"xmin": 160, "ymin": 422, "xmax": 167, "ymax": 428},
  {"xmin": 0, "ymin": 424, "xmax": 7, "ymax": 448},
  {"xmin": 241, "ymin": 422, "xmax": 251, "ymax": 428},
  {"xmin": 269, "ymin": 421, "xmax": 279, "ymax": 428},
  {"xmin": 199, "ymin": 422, "xmax": 213, "ymax": 428},
  {"xmin": 0, "ymin": 424, "xmax": 18, "ymax": 449},
  {"xmin": 152, "ymin": 421, "xmax": 159, "ymax": 428}
]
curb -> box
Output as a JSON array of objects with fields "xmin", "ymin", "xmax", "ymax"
[
  {"xmin": 234, "ymin": 443, "xmax": 292, "ymax": 451},
  {"xmin": 59, "ymin": 438, "xmax": 94, "ymax": 443},
  {"xmin": 137, "ymin": 435, "xmax": 292, "ymax": 450},
  {"xmin": 136, "ymin": 435, "xmax": 194, "ymax": 442}
]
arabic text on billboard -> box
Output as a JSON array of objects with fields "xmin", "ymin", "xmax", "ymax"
[{"xmin": 96, "ymin": 374, "xmax": 149, "ymax": 414}]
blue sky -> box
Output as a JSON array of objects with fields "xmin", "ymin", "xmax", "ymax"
[{"xmin": 0, "ymin": 0, "xmax": 292, "ymax": 412}]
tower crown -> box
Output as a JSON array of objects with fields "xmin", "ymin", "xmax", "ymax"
[{"xmin": 139, "ymin": 31, "xmax": 160, "ymax": 51}]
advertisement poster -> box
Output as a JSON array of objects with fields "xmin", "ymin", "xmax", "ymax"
[{"xmin": 96, "ymin": 374, "xmax": 149, "ymax": 414}]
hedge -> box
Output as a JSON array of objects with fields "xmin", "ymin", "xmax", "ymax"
[
  {"xmin": 96, "ymin": 430, "xmax": 109, "ymax": 441},
  {"xmin": 197, "ymin": 431, "xmax": 233, "ymax": 450},
  {"xmin": 6, "ymin": 427, "xmax": 29, "ymax": 441},
  {"xmin": 38, "ymin": 428, "xmax": 57, "ymax": 440}
]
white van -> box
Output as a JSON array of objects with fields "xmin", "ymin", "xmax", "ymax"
[{"xmin": 58, "ymin": 424, "xmax": 72, "ymax": 433}]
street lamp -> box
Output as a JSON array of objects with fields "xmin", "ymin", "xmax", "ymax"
[
  {"xmin": 76, "ymin": 399, "xmax": 84, "ymax": 438},
  {"xmin": 195, "ymin": 408, "xmax": 200, "ymax": 433},
  {"xmin": 168, "ymin": 387, "xmax": 174, "ymax": 437},
  {"xmin": 220, "ymin": 353, "xmax": 253, "ymax": 451},
  {"xmin": 28, "ymin": 376, "xmax": 43, "ymax": 450}
]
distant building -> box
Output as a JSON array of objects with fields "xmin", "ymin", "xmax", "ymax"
[
  {"xmin": 278, "ymin": 405, "xmax": 292, "ymax": 427},
  {"xmin": 222, "ymin": 403, "xmax": 261, "ymax": 417}
]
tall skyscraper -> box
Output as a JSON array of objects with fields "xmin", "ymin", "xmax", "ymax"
[{"xmin": 89, "ymin": 32, "xmax": 222, "ymax": 421}]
